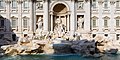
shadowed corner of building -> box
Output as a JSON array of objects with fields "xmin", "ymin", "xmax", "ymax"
[{"xmin": 0, "ymin": 15, "xmax": 19, "ymax": 53}]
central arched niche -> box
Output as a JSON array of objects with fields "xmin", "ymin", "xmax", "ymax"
[
  {"xmin": 51, "ymin": 3, "xmax": 70, "ymax": 32},
  {"xmin": 53, "ymin": 4, "xmax": 67, "ymax": 13}
]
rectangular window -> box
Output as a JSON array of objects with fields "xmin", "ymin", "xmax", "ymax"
[
  {"xmin": 23, "ymin": 1, "xmax": 29, "ymax": 9},
  {"xmin": 104, "ymin": 0, "xmax": 108, "ymax": 8},
  {"xmin": 12, "ymin": 19, "xmax": 16, "ymax": 28},
  {"xmin": 92, "ymin": 0, "xmax": 96, "ymax": 8},
  {"xmin": 0, "ymin": 34, "xmax": 4, "ymax": 39},
  {"xmin": 0, "ymin": 20, "xmax": 4, "ymax": 28},
  {"xmin": 23, "ymin": 19, "xmax": 27, "ymax": 28},
  {"xmin": 0, "ymin": 0, "xmax": 5, "ymax": 9},
  {"xmin": 11, "ymin": 0, "xmax": 17, "ymax": 9},
  {"xmin": 116, "ymin": 1, "xmax": 120, "ymax": 8},
  {"xmin": 116, "ymin": 20, "xmax": 120, "ymax": 27},
  {"xmin": 93, "ymin": 19, "xmax": 96, "ymax": 28},
  {"xmin": 104, "ymin": 20, "xmax": 108, "ymax": 27}
]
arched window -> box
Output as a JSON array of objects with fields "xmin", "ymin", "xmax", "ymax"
[
  {"xmin": 11, "ymin": 16, "xmax": 18, "ymax": 28},
  {"xmin": 11, "ymin": 0, "xmax": 17, "ymax": 9}
]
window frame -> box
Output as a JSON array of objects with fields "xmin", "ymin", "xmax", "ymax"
[
  {"xmin": 115, "ymin": 16, "xmax": 120, "ymax": 28},
  {"xmin": 11, "ymin": 0, "xmax": 17, "ymax": 9},
  {"xmin": 103, "ymin": 16, "xmax": 110, "ymax": 28},
  {"xmin": 116, "ymin": 19, "xmax": 120, "ymax": 27},
  {"xmin": 91, "ymin": 16, "xmax": 98, "ymax": 28},
  {"xmin": 104, "ymin": 19, "xmax": 108, "ymax": 27},
  {"xmin": 23, "ymin": 0, "xmax": 29, "ymax": 9},
  {"xmin": 92, "ymin": 19, "xmax": 97, "ymax": 28},
  {"xmin": 104, "ymin": 0, "xmax": 108, "ymax": 9},
  {"xmin": 23, "ymin": 16, "xmax": 29, "ymax": 28},
  {"xmin": 116, "ymin": 0, "xmax": 120, "ymax": 8},
  {"xmin": 92, "ymin": 0, "xmax": 96, "ymax": 8},
  {"xmin": 11, "ymin": 16, "xmax": 18, "ymax": 28},
  {"xmin": 0, "ymin": 20, "xmax": 4, "ymax": 28},
  {"xmin": 0, "ymin": 0, "xmax": 5, "ymax": 9}
]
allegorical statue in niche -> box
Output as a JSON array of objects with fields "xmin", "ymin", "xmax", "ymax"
[
  {"xmin": 36, "ymin": 2, "xmax": 43, "ymax": 10},
  {"xmin": 77, "ymin": 17, "xmax": 84, "ymax": 30},
  {"xmin": 78, "ymin": 2, "xmax": 84, "ymax": 9},
  {"xmin": 37, "ymin": 17, "xmax": 43, "ymax": 35},
  {"xmin": 54, "ymin": 18, "xmax": 66, "ymax": 37}
]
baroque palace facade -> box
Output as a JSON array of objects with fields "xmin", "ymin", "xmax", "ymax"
[{"xmin": 0, "ymin": 0, "xmax": 120, "ymax": 41}]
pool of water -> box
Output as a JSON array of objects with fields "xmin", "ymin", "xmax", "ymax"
[{"xmin": 0, "ymin": 54, "xmax": 120, "ymax": 60}]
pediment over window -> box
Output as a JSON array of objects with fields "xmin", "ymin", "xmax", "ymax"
[
  {"xmin": 11, "ymin": 16, "xmax": 18, "ymax": 19},
  {"xmin": 91, "ymin": 16, "xmax": 98, "ymax": 20},
  {"xmin": 78, "ymin": 0, "xmax": 84, "ymax": 1},
  {"xmin": 0, "ymin": 15, "xmax": 5, "ymax": 20},
  {"xmin": 0, "ymin": 15, "xmax": 3, "ymax": 18},
  {"xmin": 115, "ymin": 16, "xmax": 120, "ymax": 19},
  {"xmin": 36, "ymin": 0, "xmax": 43, "ymax": 1},
  {"xmin": 23, "ymin": 16, "xmax": 29, "ymax": 19},
  {"xmin": 103, "ymin": 16, "xmax": 110, "ymax": 19}
]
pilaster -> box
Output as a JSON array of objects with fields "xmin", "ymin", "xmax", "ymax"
[
  {"xmin": 43, "ymin": 0, "xmax": 49, "ymax": 32},
  {"xmin": 5, "ymin": 0, "xmax": 11, "ymax": 32},
  {"xmin": 98, "ymin": 1, "xmax": 103, "ymax": 33},
  {"xmin": 70, "ymin": 1, "xmax": 76, "ymax": 35},
  {"xmin": 29, "ymin": 0, "xmax": 33, "ymax": 33},
  {"xmin": 33, "ymin": 1, "xmax": 36, "ymax": 34},
  {"xmin": 17, "ymin": 0, "xmax": 23, "ymax": 37},
  {"xmin": 84, "ymin": 0, "xmax": 90, "ymax": 32},
  {"xmin": 110, "ymin": 1, "xmax": 115, "ymax": 32},
  {"xmin": 110, "ymin": 1, "xmax": 115, "ymax": 39}
]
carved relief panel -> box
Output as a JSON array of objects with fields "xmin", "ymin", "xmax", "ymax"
[
  {"xmin": 36, "ymin": 0, "xmax": 43, "ymax": 10},
  {"xmin": 77, "ymin": 1, "xmax": 84, "ymax": 10}
]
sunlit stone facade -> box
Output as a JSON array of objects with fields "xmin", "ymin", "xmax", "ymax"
[{"xmin": 0, "ymin": 0, "xmax": 120, "ymax": 41}]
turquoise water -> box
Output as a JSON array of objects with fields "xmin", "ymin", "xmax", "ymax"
[{"xmin": 0, "ymin": 54, "xmax": 120, "ymax": 60}]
